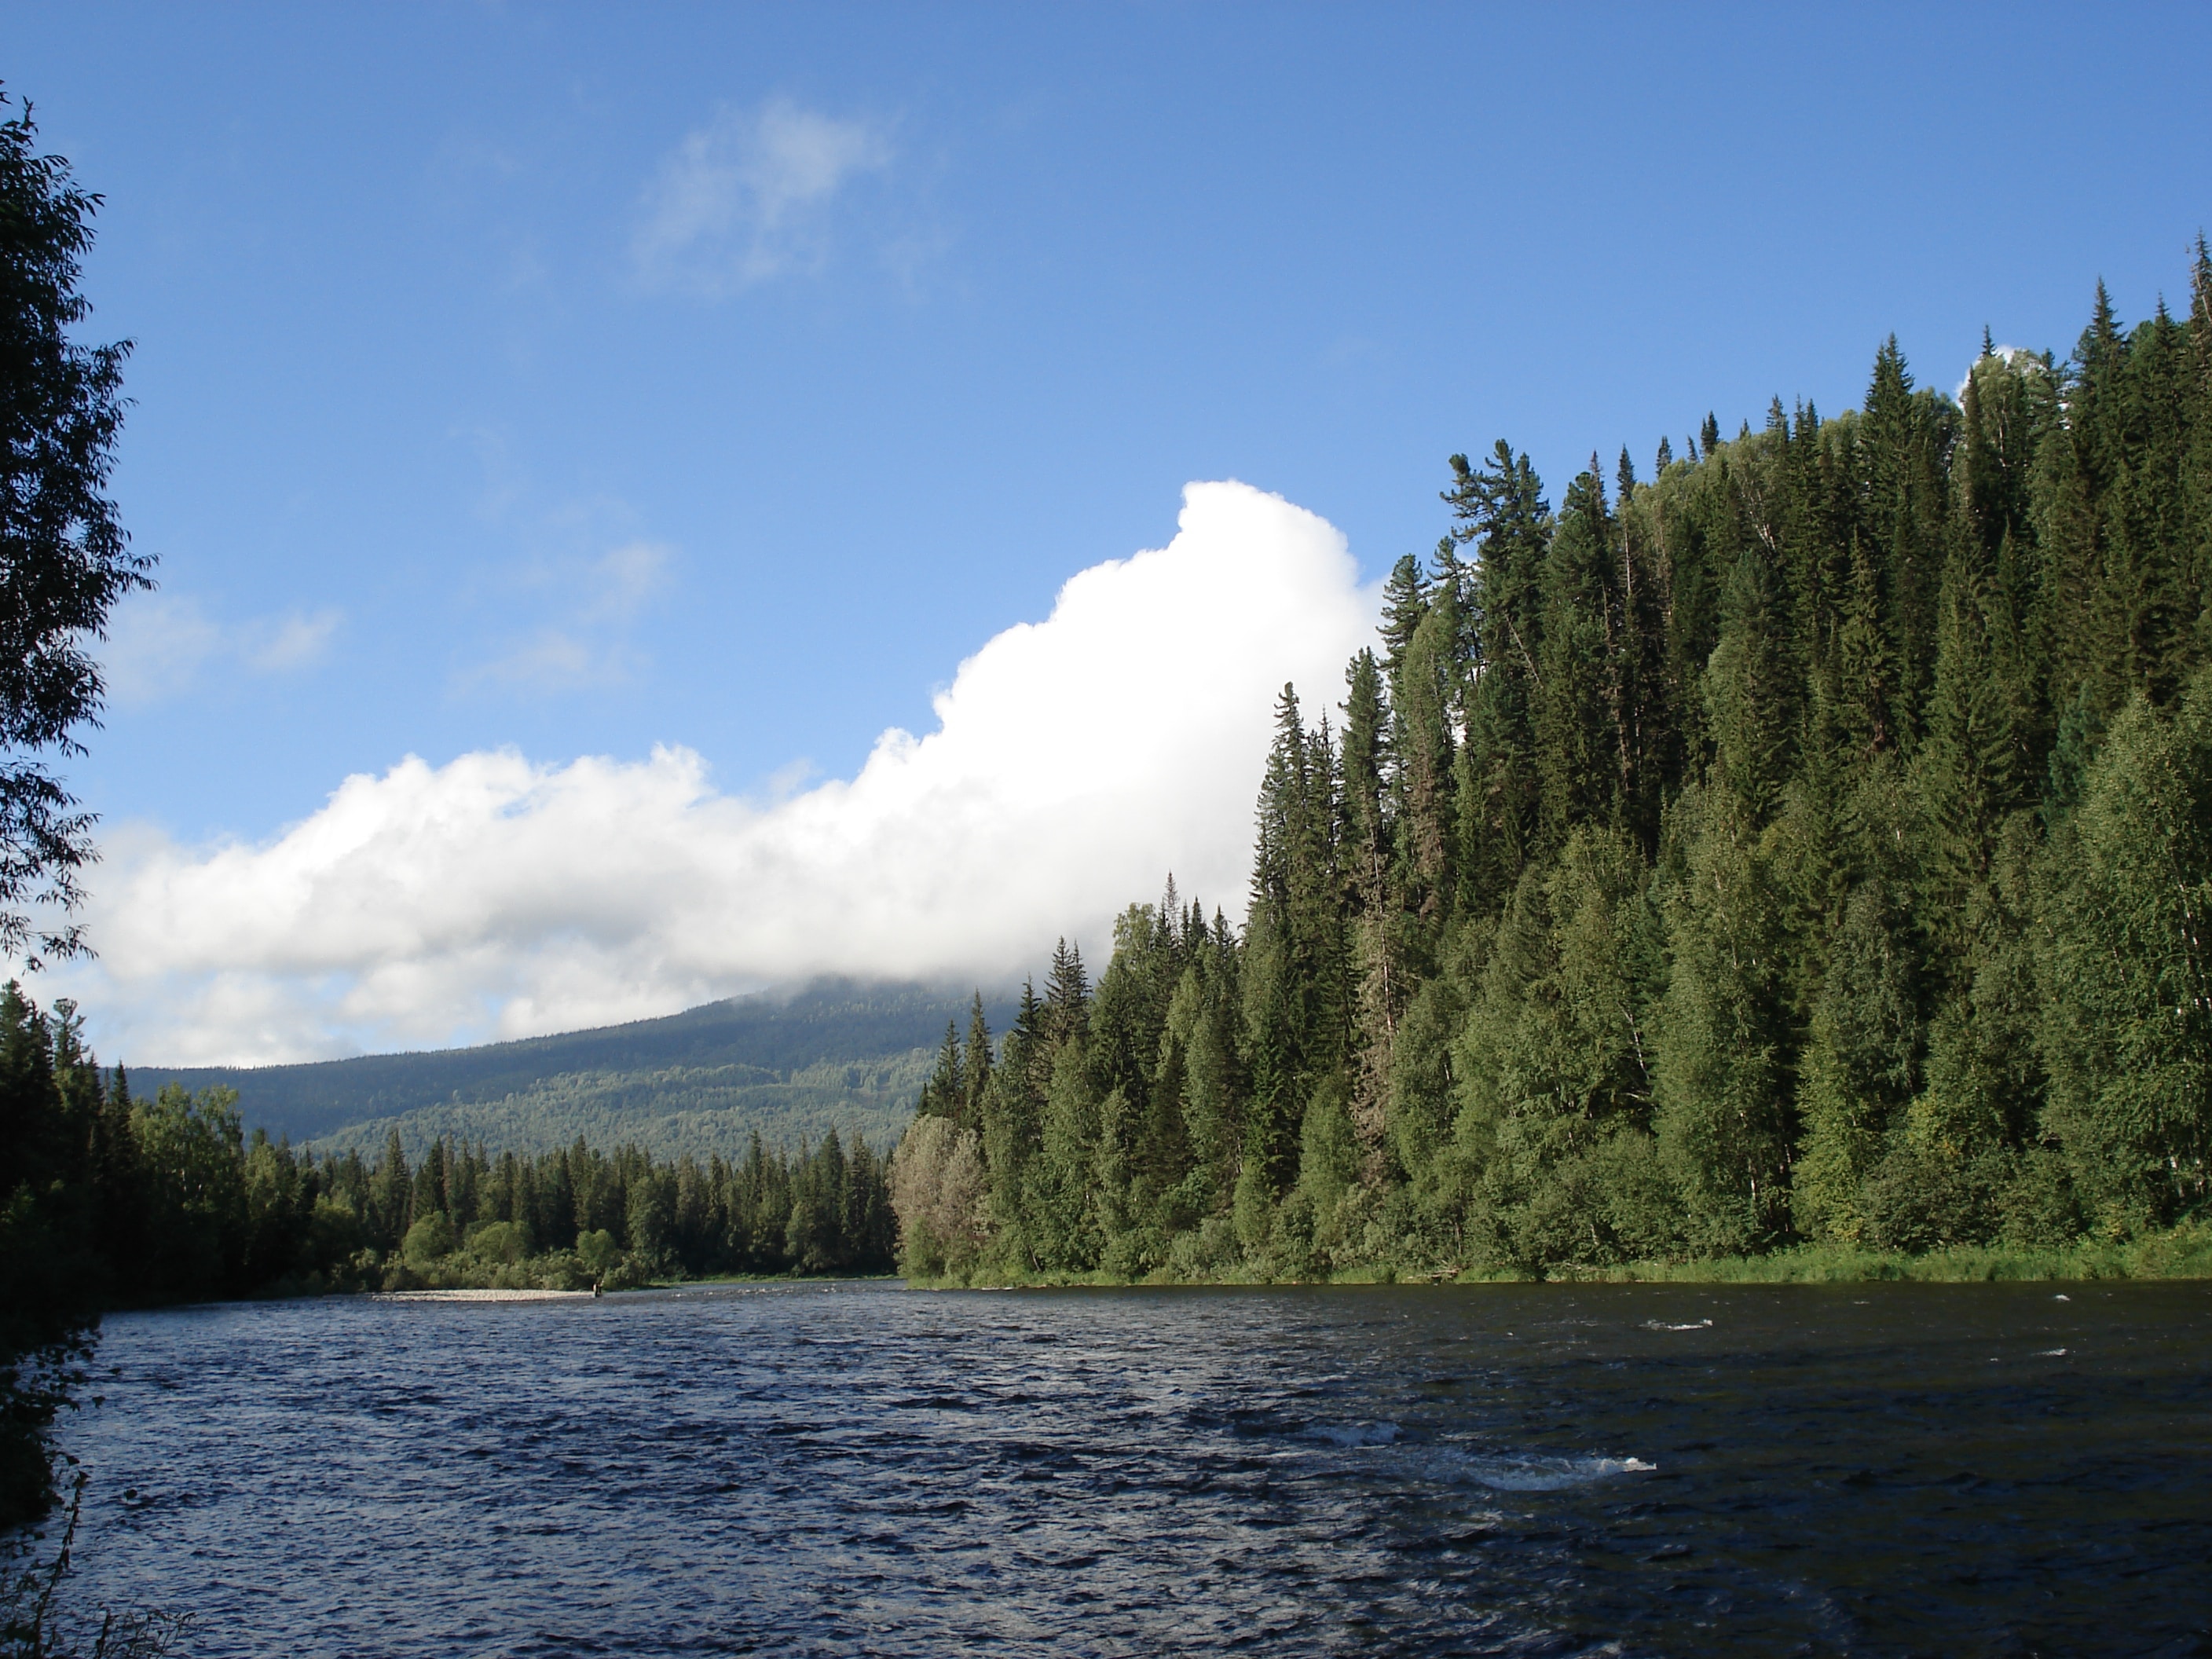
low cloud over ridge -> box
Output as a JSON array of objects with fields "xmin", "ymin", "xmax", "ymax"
[{"xmin": 57, "ymin": 482, "xmax": 1379, "ymax": 1065}]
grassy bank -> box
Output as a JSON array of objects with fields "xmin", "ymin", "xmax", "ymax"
[
  {"xmin": 1579, "ymin": 1221, "xmax": 2212, "ymax": 1284},
  {"xmin": 903, "ymin": 1218, "xmax": 2212, "ymax": 1290}
]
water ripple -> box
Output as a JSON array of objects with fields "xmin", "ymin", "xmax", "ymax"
[{"xmin": 50, "ymin": 1280, "xmax": 2212, "ymax": 1657}]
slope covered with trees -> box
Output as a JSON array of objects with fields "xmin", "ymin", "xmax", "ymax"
[
  {"xmin": 137, "ymin": 980, "xmax": 1014, "ymax": 1158},
  {"xmin": 894, "ymin": 255, "xmax": 2212, "ymax": 1283}
]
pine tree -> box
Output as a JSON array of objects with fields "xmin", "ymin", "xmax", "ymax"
[
  {"xmin": 1396, "ymin": 599, "xmax": 1457, "ymax": 924},
  {"xmin": 1377, "ymin": 554, "xmax": 1428, "ymax": 690},
  {"xmin": 2188, "ymin": 239, "xmax": 2212, "ymax": 661},
  {"xmin": 372, "ymin": 1130, "xmax": 412, "ymax": 1247},
  {"xmin": 1452, "ymin": 828, "xmax": 1662, "ymax": 1268},
  {"xmin": 1533, "ymin": 463, "xmax": 1619, "ymax": 846},
  {"xmin": 1028, "ymin": 1040, "xmax": 1103, "ymax": 1270},
  {"xmin": 1792, "ymin": 875, "xmax": 1923, "ymax": 1240},
  {"xmin": 1042, "ymin": 939, "xmax": 1090, "ymax": 1056},
  {"xmin": 1450, "ymin": 444, "xmax": 1553, "ymax": 917},
  {"xmin": 1705, "ymin": 542, "xmax": 1798, "ymax": 820},
  {"xmin": 1864, "ymin": 340, "xmax": 1940, "ymax": 728},
  {"xmin": 1339, "ymin": 648, "xmax": 1398, "ymax": 1142}
]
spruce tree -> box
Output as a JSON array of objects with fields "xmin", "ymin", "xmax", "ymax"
[
  {"xmin": 917, "ymin": 1019, "xmax": 963, "ymax": 1122},
  {"xmin": 1339, "ymin": 648, "xmax": 1398, "ymax": 1141},
  {"xmin": 961, "ymin": 992, "xmax": 994, "ymax": 1124},
  {"xmin": 1533, "ymin": 463, "xmax": 1619, "ymax": 846}
]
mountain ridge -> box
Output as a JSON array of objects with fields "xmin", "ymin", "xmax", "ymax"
[{"xmin": 130, "ymin": 977, "xmax": 1018, "ymax": 1159}]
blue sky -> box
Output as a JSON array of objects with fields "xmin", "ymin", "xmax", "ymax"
[{"xmin": 5, "ymin": 2, "xmax": 2210, "ymax": 1060}]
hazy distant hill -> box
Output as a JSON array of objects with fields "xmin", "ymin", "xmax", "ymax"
[{"xmin": 131, "ymin": 980, "xmax": 1016, "ymax": 1160}]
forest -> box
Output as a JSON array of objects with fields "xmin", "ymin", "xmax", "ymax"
[{"xmin": 891, "ymin": 253, "xmax": 2212, "ymax": 1286}]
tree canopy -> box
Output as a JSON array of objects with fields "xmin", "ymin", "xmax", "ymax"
[{"xmin": 0, "ymin": 88, "xmax": 148, "ymax": 967}]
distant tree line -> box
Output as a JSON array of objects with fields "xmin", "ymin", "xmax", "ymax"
[
  {"xmin": 313, "ymin": 1119, "xmax": 899, "ymax": 1289},
  {"xmin": 894, "ymin": 253, "xmax": 2212, "ymax": 1283}
]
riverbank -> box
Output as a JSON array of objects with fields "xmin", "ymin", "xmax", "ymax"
[
  {"xmin": 1575, "ymin": 1222, "xmax": 2212, "ymax": 1284},
  {"xmin": 903, "ymin": 1218, "xmax": 2212, "ymax": 1289}
]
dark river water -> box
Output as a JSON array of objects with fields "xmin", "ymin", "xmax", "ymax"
[{"xmin": 50, "ymin": 1280, "xmax": 2212, "ymax": 1657}]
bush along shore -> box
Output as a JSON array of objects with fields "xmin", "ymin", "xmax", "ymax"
[{"xmin": 888, "ymin": 255, "xmax": 2212, "ymax": 1291}]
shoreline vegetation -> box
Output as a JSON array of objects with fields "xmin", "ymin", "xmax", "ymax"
[
  {"xmin": 905, "ymin": 1217, "xmax": 2212, "ymax": 1290},
  {"xmin": 885, "ymin": 255, "xmax": 2212, "ymax": 1300}
]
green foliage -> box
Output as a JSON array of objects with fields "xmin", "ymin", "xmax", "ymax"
[
  {"xmin": 401, "ymin": 1212, "xmax": 456, "ymax": 1266},
  {"xmin": 0, "ymin": 91, "xmax": 152, "ymax": 967},
  {"xmin": 575, "ymin": 1229, "xmax": 621, "ymax": 1274},
  {"xmin": 0, "ymin": 988, "xmax": 107, "ymax": 1527},
  {"xmin": 1653, "ymin": 786, "xmax": 1797, "ymax": 1254},
  {"xmin": 0, "ymin": 93, "xmax": 158, "ymax": 1538},
  {"xmin": 1453, "ymin": 830, "xmax": 1665, "ymax": 1269},
  {"xmin": 898, "ymin": 255, "xmax": 2212, "ymax": 1285},
  {"xmin": 886, "ymin": 1114, "xmax": 987, "ymax": 1280},
  {"xmin": 308, "ymin": 1057, "xmax": 930, "ymax": 1169},
  {"xmin": 2038, "ymin": 673, "xmax": 2212, "ymax": 1229}
]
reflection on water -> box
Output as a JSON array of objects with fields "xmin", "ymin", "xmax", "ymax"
[{"xmin": 58, "ymin": 1280, "xmax": 2212, "ymax": 1656}]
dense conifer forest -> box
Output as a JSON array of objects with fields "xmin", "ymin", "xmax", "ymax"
[{"xmin": 892, "ymin": 254, "xmax": 2212, "ymax": 1284}]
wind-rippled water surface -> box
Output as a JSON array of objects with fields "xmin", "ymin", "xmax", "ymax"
[{"xmin": 57, "ymin": 1280, "xmax": 2212, "ymax": 1657}]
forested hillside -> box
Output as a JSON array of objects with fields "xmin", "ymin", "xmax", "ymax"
[
  {"xmin": 136, "ymin": 980, "xmax": 1013, "ymax": 1159},
  {"xmin": 894, "ymin": 255, "xmax": 2212, "ymax": 1282}
]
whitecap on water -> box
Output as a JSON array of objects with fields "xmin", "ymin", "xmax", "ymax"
[
  {"xmin": 1644, "ymin": 1317, "xmax": 1713, "ymax": 1331},
  {"xmin": 1432, "ymin": 1449, "xmax": 1659, "ymax": 1491}
]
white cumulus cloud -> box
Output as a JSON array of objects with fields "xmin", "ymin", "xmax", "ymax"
[
  {"xmin": 51, "ymin": 482, "xmax": 1379, "ymax": 1066},
  {"xmin": 633, "ymin": 98, "xmax": 893, "ymax": 294}
]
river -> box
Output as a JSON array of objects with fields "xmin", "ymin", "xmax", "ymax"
[{"xmin": 51, "ymin": 1280, "xmax": 2212, "ymax": 1656}]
